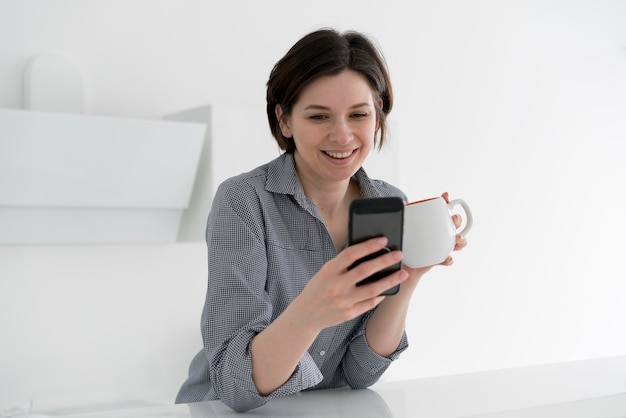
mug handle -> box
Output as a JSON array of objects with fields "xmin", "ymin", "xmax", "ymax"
[{"xmin": 447, "ymin": 199, "xmax": 473, "ymax": 236}]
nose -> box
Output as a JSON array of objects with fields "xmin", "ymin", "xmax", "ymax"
[{"xmin": 329, "ymin": 118, "xmax": 353, "ymax": 144}]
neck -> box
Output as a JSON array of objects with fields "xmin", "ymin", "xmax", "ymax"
[
  {"xmin": 292, "ymin": 151, "xmax": 362, "ymax": 218},
  {"xmin": 297, "ymin": 172, "xmax": 357, "ymax": 216}
]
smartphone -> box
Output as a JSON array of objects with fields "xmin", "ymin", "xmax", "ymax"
[{"xmin": 348, "ymin": 196, "xmax": 404, "ymax": 295}]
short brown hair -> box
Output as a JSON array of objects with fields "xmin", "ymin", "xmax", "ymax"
[{"xmin": 266, "ymin": 28, "xmax": 394, "ymax": 153}]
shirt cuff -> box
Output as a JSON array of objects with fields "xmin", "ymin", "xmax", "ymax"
[
  {"xmin": 229, "ymin": 344, "xmax": 323, "ymax": 400},
  {"xmin": 268, "ymin": 351, "xmax": 324, "ymax": 397},
  {"xmin": 349, "ymin": 328, "xmax": 409, "ymax": 374}
]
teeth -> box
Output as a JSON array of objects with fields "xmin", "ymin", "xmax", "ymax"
[{"xmin": 325, "ymin": 150, "xmax": 353, "ymax": 159}]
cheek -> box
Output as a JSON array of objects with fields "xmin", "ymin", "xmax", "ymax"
[
  {"xmin": 360, "ymin": 122, "xmax": 378, "ymax": 142},
  {"xmin": 293, "ymin": 125, "xmax": 323, "ymax": 141}
]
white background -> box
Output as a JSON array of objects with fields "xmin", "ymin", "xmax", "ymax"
[{"xmin": 1, "ymin": 0, "xmax": 625, "ymax": 404}]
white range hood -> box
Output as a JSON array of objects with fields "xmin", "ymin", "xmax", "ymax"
[{"xmin": 0, "ymin": 108, "xmax": 206, "ymax": 244}]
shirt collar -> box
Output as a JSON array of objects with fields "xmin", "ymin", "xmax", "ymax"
[{"xmin": 266, "ymin": 152, "xmax": 301, "ymax": 196}]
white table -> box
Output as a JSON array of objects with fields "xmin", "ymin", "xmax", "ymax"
[{"xmin": 38, "ymin": 356, "xmax": 626, "ymax": 417}]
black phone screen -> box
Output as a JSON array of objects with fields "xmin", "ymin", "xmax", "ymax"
[{"xmin": 348, "ymin": 197, "xmax": 404, "ymax": 295}]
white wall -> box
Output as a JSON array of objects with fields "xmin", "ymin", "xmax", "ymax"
[
  {"xmin": 1, "ymin": 0, "xmax": 626, "ymax": 409},
  {"xmin": 0, "ymin": 243, "xmax": 208, "ymax": 410},
  {"xmin": 385, "ymin": 0, "xmax": 626, "ymax": 380}
]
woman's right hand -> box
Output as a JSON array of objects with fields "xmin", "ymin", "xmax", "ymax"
[
  {"xmin": 251, "ymin": 236, "xmax": 407, "ymax": 396},
  {"xmin": 293, "ymin": 236, "xmax": 409, "ymax": 332}
]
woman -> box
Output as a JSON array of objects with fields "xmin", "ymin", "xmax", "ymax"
[{"xmin": 176, "ymin": 28, "xmax": 467, "ymax": 412}]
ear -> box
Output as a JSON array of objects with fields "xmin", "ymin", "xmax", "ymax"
[{"xmin": 275, "ymin": 104, "xmax": 293, "ymax": 138}]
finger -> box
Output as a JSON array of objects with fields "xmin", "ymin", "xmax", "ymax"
[
  {"xmin": 355, "ymin": 295, "xmax": 387, "ymax": 312},
  {"xmin": 440, "ymin": 255, "xmax": 454, "ymax": 266},
  {"xmin": 442, "ymin": 192, "xmax": 450, "ymax": 203},
  {"xmin": 403, "ymin": 264, "xmax": 434, "ymax": 276},
  {"xmin": 357, "ymin": 268, "xmax": 408, "ymax": 298},
  {"xmin": 341, "ymin": 236, "xmax": 389, "ymax": 269},
  {"xmin": 454, "ymin": 234, "xmax": 467, "ymax": 251},
  {"xmin": 347, "ymin": 249, "xmax": 404, "ymax": 287},
  {"xmin": 452, "ymin": 214, "xmax": 462, "ymax": 228}
]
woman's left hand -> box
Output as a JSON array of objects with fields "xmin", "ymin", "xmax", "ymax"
[
  {"xmin": 401, "ymin": 202, "xmax": 469, "ymax": 284},
  {"xmin": 440, "ymin": 191, "xmax": 468, "ymax": 265},
  {"xmin": 368, "ymin": 198, "xmax": 469, "ymax": 353}
]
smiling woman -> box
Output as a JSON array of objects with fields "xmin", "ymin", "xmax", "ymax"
[{"xmin": 174, "ymin": 28, "xmax": 467, "ymax": 412}]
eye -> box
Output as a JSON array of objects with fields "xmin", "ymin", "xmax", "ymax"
[
  {"xmin": 351, "ymin": 112, "xmax": 368, "ymax": 120},
  {"xmin": 308, "ymin": 114, "xmax": 328, "ymax": 121}
]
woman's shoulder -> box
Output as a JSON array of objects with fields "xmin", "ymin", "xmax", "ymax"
[
  {"xmin": 356, "ymin": 169, "xmax": 408, "ymax": 203},
  {"xmin": 219, "ymin": 163, "xmax": 270, "ymax": 190},
  {"xmin": 213, "ymin": 154, "xmax": 289, "ymax": 206},
  {"xmin": 371, "ymin": 179, "xmax": 407, "ymax": 202},
  {"xmin": 215, "ymin": 162, "xmax": 270, "ymax": 203}
]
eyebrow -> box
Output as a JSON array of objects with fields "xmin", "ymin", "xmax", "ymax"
[{"xmin": 303, "ymin": 103, "xmax": 372, "ymax": 111}]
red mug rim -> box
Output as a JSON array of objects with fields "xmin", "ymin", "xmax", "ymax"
[{"xmin": 405, "ymin": 197, "xmax": 438, "ymax": 207}]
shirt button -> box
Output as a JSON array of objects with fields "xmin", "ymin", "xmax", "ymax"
[{"xmin": 319, "ymin": 350, "xmax": 326, "ymax": 356}]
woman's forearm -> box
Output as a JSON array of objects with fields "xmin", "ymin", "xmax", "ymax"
[
  {"xmin": 250, "ymin": 296, "xmax": 320, "ymax": 396},
  {"xmin": 365, "ymin": 275, "xmax": 421, "ymax": 357}
]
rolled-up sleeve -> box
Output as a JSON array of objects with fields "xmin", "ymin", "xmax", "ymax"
[{"xmin": 341, "ymin": 313, "xmax": 409, "ymax": 389}]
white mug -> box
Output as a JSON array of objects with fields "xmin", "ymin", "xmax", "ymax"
[{"xmin": 403, "ymin": 196, "xmax": 473, "ymax": 268}]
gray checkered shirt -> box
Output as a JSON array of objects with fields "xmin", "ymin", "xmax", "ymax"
[{"xmin": 176, "ymin": 152, "xmax": 409, "ymax": 412}]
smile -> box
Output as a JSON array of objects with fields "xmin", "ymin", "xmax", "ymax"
[{"xmin": 323, "ymin": 150, "xmax": 355, "ymax": 159}]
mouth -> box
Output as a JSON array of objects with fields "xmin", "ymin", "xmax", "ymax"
[{"xmin": 323, "ymin": 149, "xmax": 356, "ymax": 159}]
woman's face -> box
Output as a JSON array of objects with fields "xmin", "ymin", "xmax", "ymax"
[{"xmin": 277, "ymin": 70, "xmax": 379, "ymax": 188}]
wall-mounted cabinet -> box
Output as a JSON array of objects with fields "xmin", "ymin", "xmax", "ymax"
[{"xmin": 0, "ymin": 108, "xmax": 206, "ymax": 244}]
